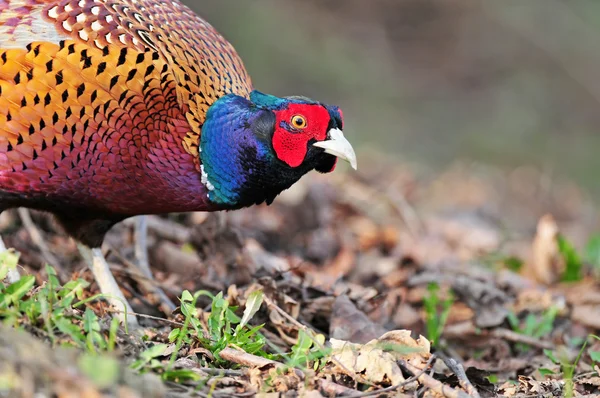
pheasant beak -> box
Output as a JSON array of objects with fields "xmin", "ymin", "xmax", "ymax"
[{"xmin": 313, "ymin": 128, "xmax": 358, "ymax": 170}]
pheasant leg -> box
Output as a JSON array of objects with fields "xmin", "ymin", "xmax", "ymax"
[
  {"xmin": 134, "ymin": 216, "xmax": 176, "ymax": 312},
  {"xmin": 77, "ymin": 244, "xmax": 139, "ymax": 329}
]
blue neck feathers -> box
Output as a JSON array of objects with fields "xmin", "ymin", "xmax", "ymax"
[{"xmin": 199, "ymin": 94, "xmax": 272, "ymax": 207}]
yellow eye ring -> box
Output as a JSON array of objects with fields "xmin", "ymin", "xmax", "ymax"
[{"xmin": 291, "ymin": 114, "xmax": 307, "ymax": 129}]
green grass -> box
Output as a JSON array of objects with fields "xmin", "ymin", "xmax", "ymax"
[
  {"xmin": 0, "ymin": 251, "xmax": 336, "ymax": 393},
  {"xmin": 542, "ymin": 334, "xmax": 600, "ymax": 398},
  {"xmin": 1, "ymin": 249, "xmax": 121, "ymax": 351},
  {"xmin": 131, "ymin": 289, "xmax": 272, "ymax": 382},
  {"xmin": 507, "ymin": 306, "xmax": 558, "ymax": 353},
  {"xmin": 423, "ymin": 283, "xmax": 454, "ymax": 348},
  {"xmin": 557, "ymin": 235, "xmax": 584, "ymax": 282}
]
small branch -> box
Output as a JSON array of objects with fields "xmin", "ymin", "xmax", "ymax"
[
  {"xmin": 400, "ymin": 360, "xmax": 471, "ymax": 398},
  {"xmin": 123, "ymin": 216, "xmax": 191, "ymax": 243},
  {"xmin": 490, "ymin": 328, "xmax": 554, "ymax": 350},
  {"xmin": 444, "ymin": 322, "xmax": 554, "ymax": 350},
  {"xmin": 134, "ymin": 216, "xmax": 151, "ymax": 279},
  {"xmin": 438, "ymin": 353, "xmax": 480, "ymax": 398},
  {"xmin": 345, "ymin": 354, "xmax": 437, "ymax": 398},
  {"xmin": 108, "ymin": 245, "xmax": 176, "ymax": 312},
  {"xmin": 219, "ymin": 347, "xmax": 284, "ymax": 369},
  {"xmin": 107, "ymin": 308, "xmax": 185, "ymax": 327},
  {"xmin": 318, "ymin": 379, "xmax": 361, "ymax": 396},
  {"xmin": 385, "ymin": 185, "xmax": 425, "ymax": 238},
  {"xmin": 17, "ymin": 208, "xmax": 67, "ymax": 281},
  {"xmin": 198, "ymin": 368, "xmax": 244, "ymax": 377}
]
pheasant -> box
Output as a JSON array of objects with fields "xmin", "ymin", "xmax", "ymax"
[{"xmin": 0, "ymin": 0, "xmax": 357, "ymax": 326}]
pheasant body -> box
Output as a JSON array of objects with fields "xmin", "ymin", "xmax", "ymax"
[{"xmin": 0, "ymin": 0, "xmax": 356, "ymax": 246}]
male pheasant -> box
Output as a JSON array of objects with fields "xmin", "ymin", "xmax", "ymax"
[{"xmin": 0, "ymin": 0, "xmax": 357, "ymax": 325}]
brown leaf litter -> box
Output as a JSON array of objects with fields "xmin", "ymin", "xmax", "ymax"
[{"xmin": 3, "ymin": 156, "xmax": 600, "ymax": 396}]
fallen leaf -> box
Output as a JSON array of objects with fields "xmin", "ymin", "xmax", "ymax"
[
  {"xmin": 330, "ymin": 339, "xmax": 405, "ymax": 385},
  {"xmin": 571, "ymin": 304, "xmax": 600, "ymax": 329},
  {"xmin": 376, "ymin": 330, "xmax": 431, "ymax": 363},
  {"xmin": 528, "ymin": 214, "xmax": 561, "ymax": 284},
  {"xmin": 328, "ymin": 329, "xmax": 431, "ymax": 386}
]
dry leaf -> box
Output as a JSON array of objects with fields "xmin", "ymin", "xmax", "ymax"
[
  {"xmin": 571, "ymin": 304, "xmax": 600, "ymax": 329},
  {"xmin": 528, "ymin": 214, "xmax": 560, "ymax": 284},
  {"xmin": 331, "ymin": 339, "xmax": 405, "ymax": 385},
  {"xmin": 348, "ymin": 217, "xmax": 380, "ymax": 251},
  {"xmin": 376, "ymin": 330, "xmax": 431, "ymax": 363},
  {"xmin": 328, "ymin": 329, "xmax": 430, "ymax": 386}
]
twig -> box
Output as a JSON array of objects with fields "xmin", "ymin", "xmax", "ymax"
[
  {"xmin": 318, "ymin": 379, "xmax": 362, "ymax": 396},
  {"xmin": 198, "ymin": 368, "xmax": 244, "ymax": 377},
  {"xmin": 17, "ymin": 208, "xmax": 67, "ymax": 281},
  {"xmin": 123, "ymin": 215, "xmax": 191, "ymax": 243},
  {"xmin": 99, "ymin": 262, "xmax": 178, "ymax": 295},
  {"xmin": 345, "ymin": 354, "xmax": 437, "ymax": 398},
  {"xmin": 134, "ymin": 216, "xmax": 151, "ymax": 279},
  {"xmin": 164, "ymin": 381, "xmax": 209, "ymax": 398},
  {"xmin": 219, "ymin": 347, "xmax": 284, "ymax": 369},
  {"xmin": 490, "ymin": 328, "xmax": 554, "ymax": 350},
  {"xmin": 107, "ymin": 308, "xmax": 185, "ymax": 327},
  {"xmin": 444, "ymin": 322, "xmax": 554, "ymax": 350},
  {"xmin": 400, "ymin": 360, "xmax": 471, "ymax": 398},
  {"xmin": 574, "ymin": 371, "xmax": 599, "ymax": 381},
  {"xmin": 438, "ymin": 353, "xmax": 480, "ymax": 398},
  {"xmin": 385, "ymin": 185, "xmax": 425, "ymax": 238},
  {"xmin": 108, "ymin": 245, "xmax": 176, "ymax": 312}
]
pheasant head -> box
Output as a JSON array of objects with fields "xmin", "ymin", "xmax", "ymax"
[{"xmin": 199, "ymin": 91, "xmax": 357, "ymax": 208}]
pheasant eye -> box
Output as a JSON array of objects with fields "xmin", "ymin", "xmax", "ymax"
[{"xmin": 291, "ymin": 115, "xmax": 307, "ymax": 129}]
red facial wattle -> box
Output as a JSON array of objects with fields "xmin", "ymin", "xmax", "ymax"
[{"xmin": 271, "ymin": 104, "xmax": 331, "ymax": 168}]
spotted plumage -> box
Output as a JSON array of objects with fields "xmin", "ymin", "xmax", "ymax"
[{"xmin": 0, "ymin": 0, "xmax": 356, "ymax": 247}]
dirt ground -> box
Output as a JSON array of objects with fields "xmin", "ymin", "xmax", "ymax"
[{"xmin": 2, "ymin": 154, "xmax": 600, "ymax": 397}]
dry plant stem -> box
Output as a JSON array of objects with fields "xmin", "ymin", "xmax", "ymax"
[
  {"xmin": 123, "ymin": 215, "xmax": 191, "ymax": 243},
  {"xmin": 386, "ymin": 185, "xmax": 425, "ymax": 238},
  {"xmin": 0, "ymin": 235, "xmax": 20, "ymax": 284},
  {"xmin": 109, "ymin": 241, "xmax": 177, "ymax": 312},
  {"xmin": 17, "ymin": 208, "xmax": 66, "ymax": 280},
  {"xmin": 164, "ymin": 382, "xmax": 210, "ymax": 398},
  {"xmin": 490, "ymin": 327, "xmax": 554, "ymax": 350},
  {"xmin": 77, "ymin": 244, "xmax": 139, "ymax": 329},
  {"xmin": 134, "ymin": 216, "xmax": 151, "ymax": 279},
  {"xmin": 401, "ymin": 360, "xmax": 471, "ymax": 398},
  {"xmin": 108, "ymin": 309, "xmax": 185, "ymax": 327},
  {"xmin": 219, "ymin": 347, "xmax": 284, "ymax": 369},
  {"xmin": 318, "ymin": 379, "xmax": 365, "ymax": 396},
  {"xmin": 198, "ymin": 368, "xmax": 244, "ymax": 377},
  {"xmin": 263, "ymin": 295, "xmax": 368, "ymax": 385},
  {"xmin": 100, "ymin": 261, "xmax": 178, "ymax": 294},
  {"xmin": 445, "ymin": 322, "xmax": 554, "ymax": 350},
  {"xmin": 154, "ymin": 240, "xmax": 203, "ymax": 275},
  {"xmin": 438, "ymin": 353, "xmax": 480, "ymax": 398},
  {"xmin": 345, "ymin": 354, "xmax": 437, "ymax": 398}
]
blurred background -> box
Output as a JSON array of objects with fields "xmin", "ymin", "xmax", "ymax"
[{"xmin": 185, "ymin": 0, "xmax": 600, "ymax": 198}]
